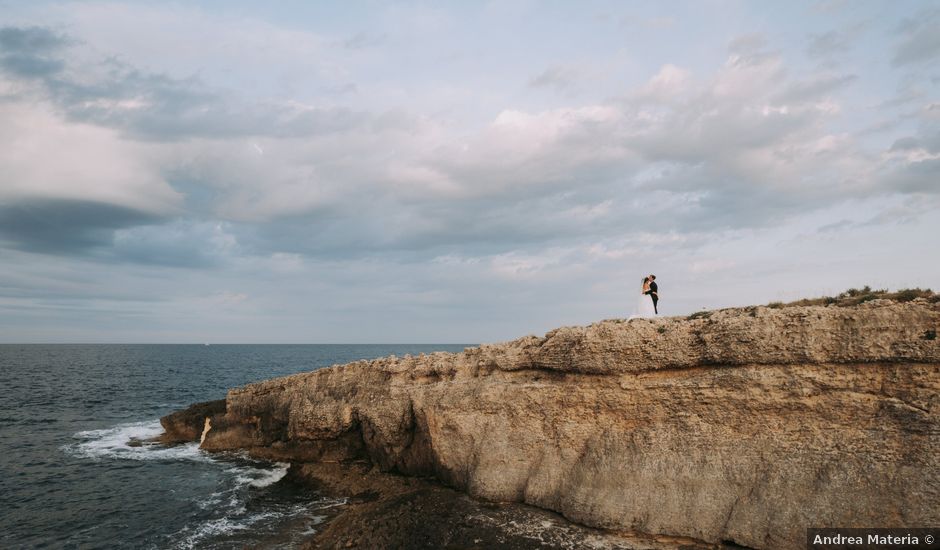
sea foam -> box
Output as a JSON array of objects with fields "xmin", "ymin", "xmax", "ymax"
[{"xmin": 65, "ymin": 420, "xmax": 209, "ymax": 462}]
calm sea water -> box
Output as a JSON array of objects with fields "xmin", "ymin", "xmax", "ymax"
[{"xmin": 0, "ymin": 344, "xmax": 469, "ymax": 549}]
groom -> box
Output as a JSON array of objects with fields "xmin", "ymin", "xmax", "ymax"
[{"xmin": 645, "ymin": 274, "xmax": 659, "ymax": 314}]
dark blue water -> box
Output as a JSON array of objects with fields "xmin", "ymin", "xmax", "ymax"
[{"xmin": 0, "ymin": 344, "xmax": 470, "ymax": 549}]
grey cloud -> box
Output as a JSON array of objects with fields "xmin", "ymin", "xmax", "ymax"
[
  {"xmin": 817, "ymin": 219, "xmax": 854, "ymax": 233},
  {"xmin": 0, "ymin": 26, "xmax": 68, "ymax": 77},
  {"xmin": 630, "ymin": 164, "xmax": 824, "ymax": 233},
  {"xmin": 237, "ymin": 165, "xmax": 729, "ymax": 263},
  {"xmin": 889, "ymin": 117, "xmax": 940, "ymax": 154},
  {"xmin": 240, "ymin": 200, "xmax": 561, "ymax": 261},
  {"xmin": 110, "ymin": 221, "xmax": 234, "ymax": 268},
  {"xmin": 236, "ymin": 185, "xmax": 635, "ymax": 262},
  {"xmin": 0, "ymin": 23, "xmax": 927, "ymax": 273},
  {"xmin": 8, "ymin": 23, "xmax": 810, "ymax": 258},
  {"xmin": 774, "ymin": 73, "xmax": 857, "ymax": 103},
  {"xmin": 877, "ymin": 80, "xmax": 927, "ymax": 109},
  {"xmin": 0, "ymin": 199, "xmax": 161, "ymax": 255},
  {"xmin": 886, "ymin": 158, "xmax": 940, "ymax": 194},
  {"xmin": 322, "ymin": 82, "xmax": 358, "ymax": 95},
  {"xmin": 691, "ymin": 185, "xmax": 813, "ymax": 230},
  {"xmin": 628, "ymin": 105, "xmax": 815, "ymax": 163},
  {"xmin": 917, "ymin": 131, "xmax": 940, "ymax": 153},
  {"xmin": 806, "ymin": 23, "xmax": 866, "ymax": 60},
  {"xmin": 0, "ymin": 199, "xmax": 239, "ymax": 268},
  {"xmin": 861, "ymin": 195, "xmax": 940, "ymax": 225},
  {"xmin": 0, "ymin": 249, "xmax": 169, "ymax": 303},
  {"xmin": 729, "ymin": 33, "xmax": 766, "ymax": 53},
  {"xmin": 879, "ymin": 117, "xmax": 940, "ymax": 195},
  {"xmin": 286, "ymin": 66, "xmax": 864, "ymax": 255},
  {"xmin": 807, "ymin": 30, "xmax": 852, "ymax": 58},
  {"xmin": 342, "ymin": 31, "xmax": 387, "ymax": 50},
  {"xmin": 528, "ymin": 66, "xmax": 578, "ymax": 92},
  {"xmin": 890, "ymin": 136, "xmax": 921, "ymax": 151},
  {"xmin": 0, "ymin": 25, "xmax": 408, "ymax": 142},
  {"xmin": 726, "ymin": 34, "xmax": 780, "ymax": 68},
  {"xmin": 1, "ymin": 52, "xmax": 65, "ymax": 77},
  {"xmin": 50, "ymin": 64, "xmax": 382, "ymax": 141},
  {"xmin": 0, "ymin": 26, "xmax": 68, "ymax": 51},
  {"xmin": 893, "ymin": 8, "xmax": 940, "ymax": 66}
]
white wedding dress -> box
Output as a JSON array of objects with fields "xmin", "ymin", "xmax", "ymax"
[{"xmin": 630, "ymin": 291, "xmax": 657, "ymax": 319}]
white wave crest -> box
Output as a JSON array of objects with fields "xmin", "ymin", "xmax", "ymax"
[
  {"xmin": 227, "ymin": 462, "xmax": 290, "ymax": 489},
  {"xmin": 64, "ymin": 420, "xmax": 211, "ymax": 462},
  {"xmin": 65, "ymin": 419, "xmax": 338, "ymax": 548},
  {"xmin": 172, "ymin": 512, "xmax": 278, "ymax": 550}
]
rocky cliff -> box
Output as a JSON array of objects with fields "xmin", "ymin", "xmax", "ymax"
[{"xmin": 163, "ymin": 300, "xmax": 940, "ymax": 549}]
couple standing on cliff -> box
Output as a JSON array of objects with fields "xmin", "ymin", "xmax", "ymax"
[{"xmin": 632, "ymin": 275, "xmax": 659, "ymax": 318}]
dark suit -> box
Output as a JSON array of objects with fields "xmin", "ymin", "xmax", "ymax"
[{"xmin": 645, "ymin": 281, "xmax": 659, "ymax": 314}]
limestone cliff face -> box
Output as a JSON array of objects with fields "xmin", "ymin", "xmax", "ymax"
[{"xmin": 167, "ymin": 300, "xmax": 940, "ymax": 549}]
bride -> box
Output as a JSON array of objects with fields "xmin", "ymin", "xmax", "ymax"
[{"xmin": 630, "ymin": 276, "xmax": 657, "ymax": 318}]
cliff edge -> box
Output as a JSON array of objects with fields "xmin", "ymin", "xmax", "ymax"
[{"xmin": 163, "ymin": 299, "xmax": 940, "ymax": 549}]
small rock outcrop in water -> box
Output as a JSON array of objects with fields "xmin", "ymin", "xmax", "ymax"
[
  {"xmin": 160, "ymin": 399, "xmax": 225, "ymax": 444},
  {"xmin": 163, "ymin": 300, "xmax": 940, "ymax": 549}
]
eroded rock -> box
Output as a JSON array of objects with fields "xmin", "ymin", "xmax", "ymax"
[
  {"xmin": 158, "ymin": 399, "xmax": 225, "ymax": 444},
  {"xmin": 165, "ymin": 301, "xmax": 940, "ymax": 549}
]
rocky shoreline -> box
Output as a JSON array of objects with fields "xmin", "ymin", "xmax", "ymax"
[
  {"xmin": 160, "ymin": 299, "xmax": 940, "ymax": 549},
  {"xmin": 163, "ymin": 405, "xmax": 722, "ymax": 549},
  {"xmin": 288, "ymin": 461, "xmax": 725, "ymax": 549}
]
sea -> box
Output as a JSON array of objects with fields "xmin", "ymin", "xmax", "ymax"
[{"xmin": 0, "ymin": 344, "xmax": 469, "ymax": 549}]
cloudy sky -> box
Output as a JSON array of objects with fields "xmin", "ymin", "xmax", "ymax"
[{"xmin": 1, "ymin": 1, "xmax": 938, "ymax": 343}]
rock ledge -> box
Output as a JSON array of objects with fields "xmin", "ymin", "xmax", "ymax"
[{"xmin": 163, "ymin": 301, "xmax": 940, "ymax": 549}]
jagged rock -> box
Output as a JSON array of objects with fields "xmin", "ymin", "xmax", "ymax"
[
  {"xmin": 290, "ymin": 462, "xmax": 712, "ymax": 549},
  {"xmin": 166, "ymin": 301, "xmax": 940, "ymax": 549},
  {"xmin": 158, "ymin": 399, "xmax": 225, "ymax": 444}
]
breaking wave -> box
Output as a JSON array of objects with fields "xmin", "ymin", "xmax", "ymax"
[{"xmin": 65, "ymin": 419, "xmax": 339, "ymax": 548}]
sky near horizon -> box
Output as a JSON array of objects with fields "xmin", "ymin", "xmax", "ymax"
[{"xmin": 0, "ymin": 1, "xmax": 938, "ymax": 343}]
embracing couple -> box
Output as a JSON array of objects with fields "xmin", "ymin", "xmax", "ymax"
[{"xmin": 633, "ymin": 274, "xmax": 659, "ymax": 317}]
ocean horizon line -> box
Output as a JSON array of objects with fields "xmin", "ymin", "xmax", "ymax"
[{"xmin": 0, "ymin": 342, "xmax": 477, "ymax": 346}]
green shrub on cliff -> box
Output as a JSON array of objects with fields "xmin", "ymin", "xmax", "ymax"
[{"xmin": 770, "ymin": 287, "xmax": 936, "ymax": 308}]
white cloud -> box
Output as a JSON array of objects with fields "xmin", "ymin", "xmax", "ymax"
[
  {"xmin": 44, "ymin": 2, "xmax": 333, "ymax": 87},
  {"xmin": 0, "ymin": 99, "xmax": 179, "ymax": 213},
  {"xmin": 636, "ymin": 64, "xmax": 692, "ymax": 100},
  {"xmin": 1, "ymin": 3, "xmax": 938, "ymax": 342}
]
